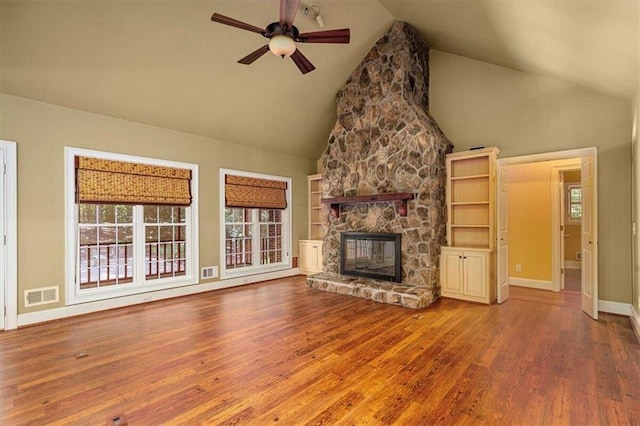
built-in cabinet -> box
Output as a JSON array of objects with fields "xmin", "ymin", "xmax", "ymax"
[
  {"xmin": 440, "ymin": 147, "xmax": 499, "ymax": 304},
  {"xmin": 299, "ymin": 174, "xmax": 324, "ymax": 275},
  {"xmin": 299, "ymin": 239, "xmax": 323, "ymax": 275},
  {"xmin": 440, "ymin": 247, "xmax": 495, "ymax": 303}
]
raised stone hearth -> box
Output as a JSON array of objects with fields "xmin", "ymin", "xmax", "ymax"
[
  {"xmin": 307, "ymin": 272, "xmax": 432, "ymax": 309},
  {"xmin": 306, "ymin": 21, "xmax": 453, "ymax": 308}
]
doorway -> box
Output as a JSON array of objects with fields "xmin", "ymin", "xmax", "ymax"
[
  {"xmin": 497, "ymin": 148, "xmax": 598, "ymax": 319},
  {"xmin": 560, "ymin": 169, "xmax": 582, "ymax": 293}
]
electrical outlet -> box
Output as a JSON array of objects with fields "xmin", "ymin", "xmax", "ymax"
[{"xmin": 515, "ymin": 264, "xmax": 522, "ymax": 272}]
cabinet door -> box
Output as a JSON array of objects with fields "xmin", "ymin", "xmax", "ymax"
[
  {"xmin": 299, "ymin": 242, "xmax": 313, "ymax": 273},
  {"xmin": 463, "ymin": 251, "xmax": 487, "ymax": 298},
  {"xmin": 300, "ymin": 241, "xmax": 322, "ymax": 274},
  {"xmin": 441, "ymin": 251, "xmax": 463, "ymax": 294}
]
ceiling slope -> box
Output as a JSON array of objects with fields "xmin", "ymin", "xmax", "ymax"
[{"xmin": 1, "ymin": 1, "xmax": 637, "ymax": 160}]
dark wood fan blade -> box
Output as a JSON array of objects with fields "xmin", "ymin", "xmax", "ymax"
[
  {"xmin": 211, "ymin": 13, "xmax": 265, "ymax": 35},
  {"xmin": 297, "ymin": 28, "xmax": 350, "ymax": 44},
  {"xmin": 290, "ymin": 49, "xmax": 315, "ymax": 74},
  {"xmin": 238, "ymin": 45, "xmax": 271, "ymax": 65},
  {"xmin": 279, "ymin": 0, "xmax": 301, "ymax": 28}
]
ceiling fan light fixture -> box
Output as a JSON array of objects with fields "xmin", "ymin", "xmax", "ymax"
[{"xmin": 269, "ymin": 35, "xmax": 296, "ymax": 57}]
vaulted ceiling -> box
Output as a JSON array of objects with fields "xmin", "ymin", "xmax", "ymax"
[{"xmin": 1, "ymin": 0, "xmax": 637, "ymax": 160}]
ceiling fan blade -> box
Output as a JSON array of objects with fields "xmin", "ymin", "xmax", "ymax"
[
  {"xmin": 211, "ymin": 13, "xmax": 265, "ymax": 35},
  {"xmin": 297, "ymin": 28, "xmax": 350, "ymax": 44},
  {"xmin": 290, "ymin": 49, "xmax": 315, "ymax": 74},
  {"xmin": 238, "ymin": 45, "xmax": 271, "ymax": 65},
  {"xmin": 279, "ymin": 0, "xmax": 301, "ymax": 28}
]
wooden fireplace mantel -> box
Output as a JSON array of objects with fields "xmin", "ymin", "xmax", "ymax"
[{"xmin": 321, "ymin": 192, "xmax": 414, "ymax": 218}]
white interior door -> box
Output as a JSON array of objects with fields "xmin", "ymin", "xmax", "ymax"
[
  {"xmin": 0, "ymin": 148, "xmax": 4, "ymax": 331},
  {"xmin": 497, "ymin": 166, "xmax": 509, "ymax": 303},
  {"xmin": 0, "ymin": 141, "xmax": 17, "ymax": 330},
  {"xmin": 581, "ymin": 152, "xmax": 598, "ymax": 319},
  {"xmin": 559, "ymin": 173, "xmax": 566, "ymax": 290}
]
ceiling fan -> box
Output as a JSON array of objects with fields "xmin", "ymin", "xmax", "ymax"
[{"xmin": 211, "ymin": 0, "xmax": 350, "ymax": 74}]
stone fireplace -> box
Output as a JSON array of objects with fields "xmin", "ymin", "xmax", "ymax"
[{"xmin": 306, "ymin": 21, "xmax": 453, "ymax": 309}]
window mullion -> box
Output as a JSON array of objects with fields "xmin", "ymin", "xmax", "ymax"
[
  {"xmin": 134, "ymin": 205, "xmax": 146, "ymax": 284},
  {"xmin": 253, "ymin": 209, "xmax": 260, "ymax": 266}
]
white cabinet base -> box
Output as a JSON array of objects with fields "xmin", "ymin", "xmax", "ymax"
[{"xmin": 440, "ymin": 246, "xmax": 496, "ymax": 304}]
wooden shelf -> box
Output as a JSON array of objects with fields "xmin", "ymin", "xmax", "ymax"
[
  {"xmin": 451, "ymin": 201, "xmax": 489, "ymax": 206},
  {"xmin": 450, "ymin": 174, "xmax": 490, "ymax": 181},
  {"xmin": 321, "ymin": 192, "xmax": 414, "ymax": 218}
]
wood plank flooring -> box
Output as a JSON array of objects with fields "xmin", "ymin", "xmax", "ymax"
[{"xmin": 1, "ymin": 275, "xmax": 639, "ymax": 425}]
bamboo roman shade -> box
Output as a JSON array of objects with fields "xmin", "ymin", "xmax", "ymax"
[
  {"xmin": 225, "ymin": 175, "xmax": 287, "ymax": 210},
  {"xmin": 75, "ymin": 157, "xmax": 192, "ymax": 206}
]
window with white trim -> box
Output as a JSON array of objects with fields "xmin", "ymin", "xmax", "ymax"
[
  {"xmin": 66, "ymin": 148, "xmax": 199, "ymax": 304},
  {"xmin": 220, "ymin": 169, "xmax": 290, "ymax": 279},
  {"xmin": 567, "ymin": 184, "xmax": 582, "ymax": 223}
]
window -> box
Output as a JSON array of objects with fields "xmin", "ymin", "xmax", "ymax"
[
  {"xmin": 568, "ymin": 184, "xmax": 582, "ymax": 223},
  {"xmin": 220, "ymin": 169, "xmax": 290, "ymax": 278},
  {"xmin": 66, "ymin": 148, "xmax": 198, "ymax": 304}
]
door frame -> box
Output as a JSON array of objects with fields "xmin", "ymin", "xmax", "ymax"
[
  {"xmin": 497, "ymin": 147, "xmax": 597, "ymax": 316},
  {"xmin": 0, "ymin": 140, "xmax": 18, "ymax": 331}
]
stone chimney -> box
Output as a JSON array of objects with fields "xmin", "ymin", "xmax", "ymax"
[{"xmin": 318, "ymin": 21, "xmax": 453, "ymax": 305}]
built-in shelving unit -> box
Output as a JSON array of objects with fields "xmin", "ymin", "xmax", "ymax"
[
  {"xmin": 441, "ymin": 147, "xmax": 499, "ymax": 304},
  {"xmin": 308, "ymin": 174, "xmax": 323, "ymax": 240},
  {"xmin": 447, "ymin": 149, "xmax": 497, "ymax": 249},
  {"xmin": 300, "ymin": 174, "xmax": 324, "ymax": 275}
]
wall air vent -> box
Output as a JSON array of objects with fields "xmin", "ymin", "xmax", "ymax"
[
  {"xmin": 25, "ymin": 286, "xmax": 59, "ymax": 307},
  {"xmin": 201, "ymin": 266, "xmax": 218, "ymax": 279}
]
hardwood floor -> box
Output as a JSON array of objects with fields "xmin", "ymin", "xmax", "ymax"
[
  {"xmin": 1, "ymin": 275, "xmax": 639, "ymax": 425},
  {"xmin": 510, "ymin": 285, "xmax": 582, "ymax": 309}
]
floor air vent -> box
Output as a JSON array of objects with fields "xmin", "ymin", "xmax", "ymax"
[{"xmin": 25, "ymin": 286, "xmax": 59, "ymax": 307}]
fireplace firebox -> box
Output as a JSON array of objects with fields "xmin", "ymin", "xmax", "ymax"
[{"xmin": 340, "ymin": 232, "xmax": 402, "ymax": 283}]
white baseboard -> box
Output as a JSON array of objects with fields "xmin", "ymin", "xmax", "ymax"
[
  {"xmin": 631, "ymin": 306, "xmax": 640, "ymax": 341},
  {"xmin": 509, "ymin": 277, "xmax": 553, "ymax": 291},
  {"xmin": 17, "ymin": 268, "xmax": 301, "ymax": 327},
  {"xmin": 598, "ymin": 300, "xmax": 632, "ymax": 316},
  {"xmin": 564, "ymin": 260, "xmax": 581, "ymax": 269}
]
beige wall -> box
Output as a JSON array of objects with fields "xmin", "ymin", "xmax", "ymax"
[
  {"xmin": 0, "ymin": 94, "xmax": 317, "ymax": 314},
  {"xmin": 430, "ymin": 50, "xmax": 634, "ymax": 303}
]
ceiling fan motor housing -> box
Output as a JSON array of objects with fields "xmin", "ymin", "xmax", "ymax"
[{"xmin": 265, "ymin": 22, "xmax": 300, "ymax": 40}]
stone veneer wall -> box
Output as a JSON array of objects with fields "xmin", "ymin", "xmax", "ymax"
[{"xmin": 319, "ymin": 21, "xmax": 453, "ymax": 303}]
